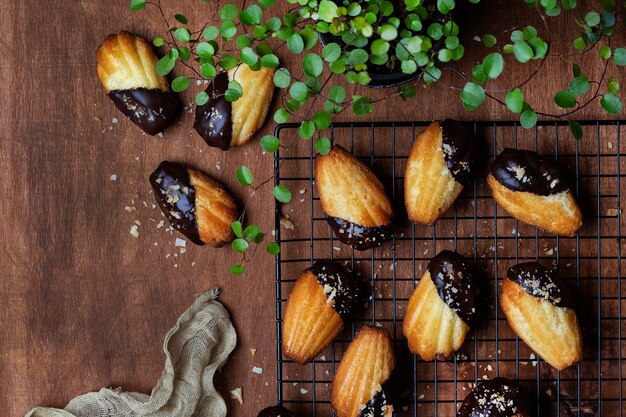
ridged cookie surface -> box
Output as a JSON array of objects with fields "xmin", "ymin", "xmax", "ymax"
[
  {"xmin": 331, "ymin": 325, "xmax": 395, "ymax": 417},
  {"xmin": 405, "ymin": 120, "xmax": 474, "ymax": 224},
  {"xmin": 282, "ymin": 261, "xmax": 357, "ymax": 364},
  {"xmin": 315, "ymin": 145, "xmax": 393, "ymax": 250}
]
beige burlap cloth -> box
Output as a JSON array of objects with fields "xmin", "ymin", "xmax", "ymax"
[{"xmin": 26, "ymin": 289, "xmax": 237, "ymax": 417}]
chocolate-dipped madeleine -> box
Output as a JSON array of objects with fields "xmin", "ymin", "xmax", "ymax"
[
  {"xmin": 500, "ymin": 262, "xmax": 582, "ymax": 371},
  {"xmin": 403, "ymin": 250, "xmax": 476, "ymax": 361},
  {"xmin": 405, "ymin": 120, "xmax": 474, "ymax": 224},
  {"xmin": 488, "ymin": 148, "xmax": 582, "ymax": 235},
  {"xmin": 315, "ymin": 145, "xmax": 393, "ymax": 251},
  {"xmin": 149, "ymin": 161, "xmax": 239, "ymax": 247},
  {"xmin": 96, "ymin": 31, "xmax": 180, "ymax": 135},
  {"xmin": 257, "ymin": 405, "xmax": 296, "ymax": 417},
  {"xmin": 194, "ymin": 64, "xmax": 275, "ymax": 150},
  {"xmin": 331, "ymin": 325, "xmax": 395, "ymax": 417},
  {"xmin": 283, "ymin": 261, "xmax": 358, "ymax": 364},
  {"xmin": 457, "ymin": 377, "xmax": 532, "ymax": 417}
]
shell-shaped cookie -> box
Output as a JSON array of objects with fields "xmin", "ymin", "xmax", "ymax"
[
  {"xmin": 257, "ymin": 405, "xmax": 297, "ymax": 417},
  {"xmin": 282, "ymin": 261, "xmax": 358, "ymax": 364},
  {"xmin": 500, "ymin": 262, "xmax": 582, "ymax": 371},
  {"xmin": 315, "ymin": 145, "xmax": 394, "ymax": 250},
  {"xmin": 488, "ymin": 148, "xmax": 582, "ymax": 236},
  {"xmin": 457, "ymin": 378, "xmax": 532, "ymax": 417},
  {"xmin": 149, "ymin": 161, "xmax": 239, "ymax": 247},
  {"xmin": 194, "ymin": 65, "xmax": 275, "ymax": 150},
  {"xmin": 331, "ymin": 325, "xmax": 395, "ymax": 417},
  {"xmin": 404, "ymin": 120, "xmax": 474, "ymax": 224},
  {"xmin": 403, "ymin": 250, "xmax": 476, "ymax": 360},
  {"xmin": 96, "ymin": 31, "xmax": 180, "ymax": 135}
]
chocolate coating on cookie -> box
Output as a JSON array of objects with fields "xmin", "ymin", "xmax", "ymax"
[
  {"xmin": 358, "ymin": 387, "xmax": 392, "ymax": 417},
  {"xmin": 507, "ymin": 262, "xmax": 574, "ymax": 308},
  {"xmin": 193, "ymin": 72, "xmax": 233, "ymax": 150},
  {"xmin": 427, "ymin": 250, "xmax": 476, "ymax": 324},
  {"xmin": 149, "ymin": 161, "xmax": 203, "ymax": 245},
  {"xmin": 440, "ymin": 119, "xmax": 474, "ymax": 185},
  {"xmin": 308, "ymin": 260, "xmax": 358, "ymax": 321},
  {"xmin": 257, "ymin": 405, "xmax": 296, "ymax": 417},
  {"xmin": 458, "ymin": 378, "xmax": 531, "ymax": 417},
  {"xmin": 327, "ymin": 216, "xmax": 392, "ymax": 251},
  {"xmin": 108, "ymin": 88, "xmax": 180, "ymax": 135},
  {"xmin": 490, "ymin": 148, "xmax": 569, "ymax": 196}
]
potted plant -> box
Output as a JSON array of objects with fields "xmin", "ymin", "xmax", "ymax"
[{"xmin": 126, "ymin": 0, "xmax": 625, "ymax": 272}]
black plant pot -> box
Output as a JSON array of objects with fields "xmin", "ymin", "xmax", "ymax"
[{"xmin": 318, "ymin": 31, "xmax": 423, "ymax": 89}]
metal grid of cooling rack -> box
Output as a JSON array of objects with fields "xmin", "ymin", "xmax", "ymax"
[{"xmin": 273, "ymin": 121, "xmax": 625, "ymax": 417}]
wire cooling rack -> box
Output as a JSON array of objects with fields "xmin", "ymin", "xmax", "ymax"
[{"xmin": 273, "ymin": 121, "xmax": 625, "ymax": 417}]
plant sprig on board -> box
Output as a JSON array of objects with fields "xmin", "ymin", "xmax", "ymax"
[{"xmin": 129, "ymin": 0, "xmax": 626, "ymax": 273}]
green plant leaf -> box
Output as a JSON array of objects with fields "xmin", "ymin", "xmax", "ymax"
[
  {"xmin": 569, "ymin": 120, "xmax": 583, "ymax": 140},
  {"xmin": 460, "ymin": 82, "xmax": 486, "ymax": 110},
  {"xmin": 155, "ymin": 56, "xmax": 175, "ymax": 76},
  {"xmin": 174, "ymin": 13, "xmax": 188, "ymax": 24},
  {"xmin": 130, "ymin": 0, "xmax": 145, "ymax": 11},
  {"xmin": 174, "ymin": 28, "xmax": 191, "ymax": 43},
  {"xmin": 153, "ymin": 37, "xmax": 164, "ymax": 47},
  {"xmin": 229, "ymin": 264, "xmax": 245, "ymax": 274},
  {"xmin": 572, "ymin": 63, "xmax": 581, "ymax": 77},
  {"xmin": 513, "ymin": 41, "xmax": 533, "ymax": 63},
  {"xmin": 242, "ymin": 225, "xmax": 262, "ymax": 242},
  {"xmin": 240, "ymin": 47, "xmax": 259, "ymax": 66},
  {"xmin": 520, "ymin": 109, "xmax": 537, "ymax": 128},
  {"xmin": 313, "ymin": 111, "xmax": 332, "ymax": 129},
  {"xmin": 482, "ymin": 52, "xmax": 504, "ymax": 79},
  {"xmin": 273, "ymin": 68, "xmax": 291, "ymax": 88},
  {"xmin": 505, "ymin": 88, "xmax": 524, "ymax": 113},
  {"xmin": 273, "ymin": 185, "xmax": 292, "ymax": 203},
  {"xmin": 220, "ymin": 4, "xmax": 238, "ymax": 20},
  {"xmin": 584, "ymin": 11, "xmax": 600, "ymax": 26},
  {"xmin": 318, "ymin": 0, "xmax": 339, "ymax": 22},
  {"xmin": 598, "ymin": 45, "xmax": 612, "ymax": 59},
  {"xmin": 322, "ymin": 43, "xmax": 342, "ymax": 62},
  {"xmin": 220, "ymin": 21, "xmax": 237, "ymax": 39},
  {"xmin": 201, "ymin": 63, "xmax": 217, "ymax": 78},
  {"xmin": 274, "ymin": 108, "xmax": 290, "ymax": 123},
  {"xmin": 203, "ymin": 26, "xmax": 220, "ymax": 41},
  {"xmin": 287, "ymin": 33, "xmax": 304, "ymax": 54},
  {"xmin": 171, "ymin": 76, "xmax": 190, "ymax": 92},
  {"xmin": 437, "ymin": 0, "xmax": 455, "ymax": 14},
  {"xmin": 236, "ymin": 165, "xmax": 253, "ymax": 186},
  {"xmin": 260, "ymin": 135, "xmax": 280, "ymax": 152},
  {"xmin": 197, "ymin": 42, "xmax": 215, "ymax": 59},
  {"xmin": 314, "ymin": 136, "xmax": 332, "ymax": 154},
  {"xmin": 231, "ymin": 221, "xmax": 243, "ymax": 238},
  {"xmin": 569, "ymin": 76, "xmax": 590, "ymax": 95},
  {"xmin": 423, "ymin": 67, "xmax": 441, "ymax": 83},
  {"xmin": 266, "ymin": 242, "xmax": 280, "ymax": 255},
  {"xmin": 607, "ymin": 77, "xmax": 620, "ymax": 93},
  {"xmin": 482, "ymin": 34, "xmax": 497, "ymax": 48},
  {"xmin": 261, "ymin": 54, "xmax": 279, "ymax": 68},
  {"xmin": 232, "ymin": 239, "xmax": 249, "ymax": 253},
  {"xmin": 600, "ymin": 92, "xmax": 622, "ymax": 114},
  {"xmin": 240, "ymin": 5, "xmax": 263, "ymax": 25},
  {"xmin": 302, "ymin": 53, "xmax": 323, "ymax": 77},
  {"xmin": 573, "ymin": 37, "xmax": 586, "ymax": 51},
  {"xmin": 196, "ymin": 92, "xmax": 209, "ymax": 106},
  {"xmin": 290, "ymin": 82, "xmax": 309, "ymax": 101},
  {"xmin": 613, "ymin": 48, "xmax": 626, "ymax": 65},
  {"xmin": 299, "ymin": 120, "xmax": 315, "ymax": 139},
  {"xmin": 554, "ymin": 90, "xmax": 577, "ymax": 108},
  {"xmin": 219, "ymin": 54, "xmax": 238, "ymax": 70},
  {"xmin": 472, "ymin": 65, "xmax": 487, "ymax": 84},
  {"xmin": 353, "ymin": 97, "xmax": 373, "ymax": 115},
  {"xmin": 259, "ymin": 0, "xmax": 276, "ymax": 7}
]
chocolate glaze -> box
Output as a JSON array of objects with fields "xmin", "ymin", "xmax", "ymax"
[
  {"xmin": 490, "ymin": 148, "xmax": 569, "ymax": 196},
  {"xmin": 326, "ymin": 216, "xmax": 392, "ymax": 251},
  {"xmin": 193, "ymin": 72, "xmax": 233, "ymax": 150},
  {"xmin": 439, "ymin": 119, "xmax": 474, "ymax": 185},
  {"xmin": 358, "ymin": 385, "xmax": 392, "ymax": 417},
  {"xmin": 149, "ymin": 161, "xmax": 203, "ymax": 245},
  {"xmin": 427, "ymin": 250, "xmax": 476, "ymax": 325},
  {"xmin": 507, "ymin": 262, "xmax": 574, "ymax": 309},
  {"xmin": 257, "ymin": 405, "xmax": 296, "ymax": 417},
  {"xmin": 108, "ymin": 88, "xmax": 180, "ymax": 136},
  {"xmin": 457, "ymin": 378, "xmax": 531, "ymax": 417},
  {"xmin": 307, "ymin": 260, "xmax": 358, "ymax": 321}
]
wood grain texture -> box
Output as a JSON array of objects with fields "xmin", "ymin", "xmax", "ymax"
[{"xmin": 0, "ymin": 1, "xmax": 622, "ymax": 416}]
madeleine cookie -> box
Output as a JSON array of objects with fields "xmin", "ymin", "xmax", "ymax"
[
  {"xmin": 405, "ymin": 120, "xmax": 474, "ymax": 224},
  {"xmin": 500, "ymin": 262, "xmax": 582, "ymax": 371},
  {"xmin": 96, "ymin": 31, "xmax": 180, "ymax": 135},
  {"xmin": 194, "ymin": 65, "xmax": 275, "ymax": 150},
  {"xmin": 282, "ymin": 261, "xmax": 358, "ymax": 364},
  {"xmin": 257, "ymin": 405, "xmax": 296, "ymax": 417},
  {"xmin": 331, "ymin": 325, "xmax": 395, "ymax": 417},
  {"xmin": 457, "ymin": 378, "xmax": 532, "ymax": 417},
  {"xmin": 403, "ymin": 250, "xmax": 476, "ymax": 360},
  {"xmin": 315, "ymin": 145, "xmax": 393, "ymax": 250},
  {"xmin": 149, "ymin": 161, "xmax": 239, "ymax": 247},
  {"xmin": 488, "ymin": 148, "xmax": 582, "ymax": 235}
]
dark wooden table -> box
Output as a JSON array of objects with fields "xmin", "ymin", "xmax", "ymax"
[{"xmin": 1, "ymin": 1, "xmax": 621, "ymax": 416}]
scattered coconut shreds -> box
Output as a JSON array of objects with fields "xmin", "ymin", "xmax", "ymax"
[
  {"xmin": 486, "ymin": 364, "xmax": 493, "ymax": 371},
  {"xmin": 300, "ymin": 388, "xmax": 308, "ymax": 395},
  {"xmin": 130, "ymin": 225, "xmax": 139, "ymax": 238},
  {"xmin": 156, "ymin": 220, "xmax": 165, "ymax": 229},
  {"xmin": 607, "ymin": 208, "xmax": 621, "ymax": 216},
  {"xmin": 110, "ymin": 174, "xmax": 118, "ymax": 181},
  {"xmin": 175, "ymin": 238, "xmax": 187, "ymax": 248},
  {"xmin": 319, "ymin": 355, "xmax": 326, "ymax": 361},
  {"xmin": 125, "ymin": 205, "xmax": 136, "ymax": 212},
  {"xmin": 230, "ymin": 387, "xmax": 244, "ymax": 405},
  {"xmin": 473, "ymin": 35, "xmax": 481, "ymax": 42},
  {"xmin": 252, "ymin": 366, "xmax": 263, "ymax": 375},
  {"xmin": 112, "ymin": 117, "xmax": 118, "ymax": 124},
  {"xmin": 299, "ymin": 189, "xmax": 306, "ymax": 194},
  {"xmin": 250, "ymin": 348, "xmax": 257, "ymax": 357}
]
